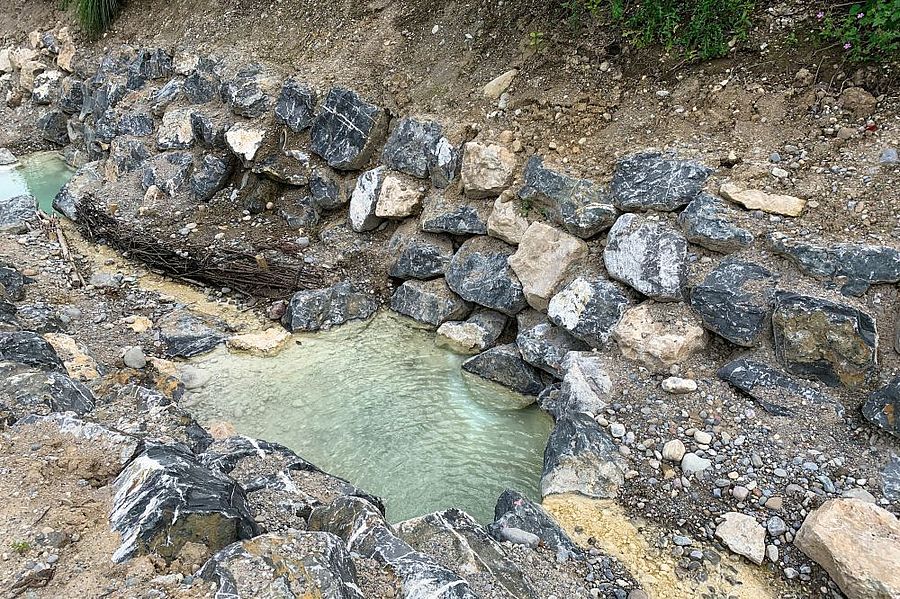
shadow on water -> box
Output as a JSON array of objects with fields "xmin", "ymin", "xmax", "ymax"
[{"xmin": 184, "ymin": 312, "xmax": 554, "ymax": 523}]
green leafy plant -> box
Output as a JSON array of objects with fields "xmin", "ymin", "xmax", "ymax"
[
  {"xmin": 60, "ymin": 0, "xmax": 124, "ymax": 36},
  {"xmin": 10, "ymin": 541, "xmax": 31, "ymax": 556},
  {"xmin": 529, "ymin": 30, "xmax": 547, "ymax": 50},
  {"xmin": 818, "ymin": 0, "xmax": 900, "ymax": 62}
]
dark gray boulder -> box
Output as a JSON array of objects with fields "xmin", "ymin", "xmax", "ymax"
[
  {"xmin": 310, "ymin": 87, "xmax": 389, "ymax": 170},
  {"xmin": 677, "ymin": 194, "xmax": 754, "ymax": 253},
  {"xmin": 127, "ymin": 48, "xmax": 173, "ymax": 86},
  {"xmin": 689, "ymin": 260, "xmax": 775, "ymax": 347},
  {"xmin": 390, "ymin": 279, "xmax": 471, "ymax": 326},
  {"xmin": 117, "ymin": 112, "xmax": 156, "ymax": 137},
  {"xmin": 420, "ymin": 192, "xmax": 490, "ymax": 235},
  {"xmin": 0, "ymin": 331, "xmax": 64, "ymax": 371},
  {"xmin": 542, "ymin": 411, "xmax": 625, "ymax": 499},
  {"xmin": 221, "ymin": 64, "xmax": 279, "ymax": 118},
  {"xmin": 397, "ymin": 508, "xmax": 537, "ymax": 599},
  {"xmin": 547, "ymin": 277, "xmax": 629, "ymax": 348},
  {"xmin": 252, "ymin": 148, "xmax": 312, "ymax": 186},
  {"xmin": 309, "ymin": 167, "xmax": 349, "ymax": 211},
  {"xmin": 0, "ymin": 195, "xmax": 37, "ymax": 233},
  {"xmin": 862, "ymin": 376, "xmax": 900, "ymax": 439},
  {"xmin": 108, "ymin": 137, "xmax": 151, "ymax": 177},
  {"xmin": 518, "ymin": 156, "xmax": 617, "ymax": 238},
  {"xmin": 92, "ymin": 77, "xmax": 127, "ymax": 119},
  {"xmin": 883, "ymin": 457, "xmax": 900, "ymax": 501},
  {"xmin": 183, "ymin": 69, "xmax": 220, "ymax": 104},
  {"xmin": 768, "ymin": 233, "xmax": 900, "ymax": 296},
  {"xmin": 37, "ymin": 111, "xmax": 69, "ymax": 145},
  {"xmin": 381, "ymin": 117, "xmax": 460, "ymax": 187},
  {"xmin": 462, "ymin": 343, "xmax": 544, "ymax": 395},
  {"xmin": 53, "ymin": 161, "xmax": 103, "ymax": 220},
  {"xmin": 191, "ymin": 112, "xmax": 228, "ymax": 148},
  {"xmin": 157, "ymin": 309, "xmax": 227, "ymax": 358},
  {"xmin": 445, "ymin": 236, "xmax": 527, "ymax": 316},
  {"xmin": 58, "ymin": 77, "xmax": 84, "ymax": 114},
  {"xmin": 279, "ymin": 190, "xmax": 321, "ymax": 231},
  {"xmin": 718, "ymin": 358, "xmax": 841, "ymax": 418},
  {"xmin": 16, "ymin": 304, "xmax": 66, "ymax": 334},
  {"xmin": 516, "ymin": 321, "xmax": 588, "ymax": 378},
  {"xmin": 604, "ymin": 213, "xmax": 688, "ymax": 301},
  {"xmin": 0, "ymin": 264, "xmax": 26, "ymax": 301},
  {"xmin": 0, "ymin": 361, "xmax": 95, "ymax": 423},
  {"xmin": 149, "ymin": 78, "xmax": 182, "ymax": 115},
  {"xmin": 198, "ymin": 531, "xmax": 365, "ymax": 599},
  {"xmin": 772, "ymin": 291, "xmax": 878, "ymax": 388},
  {"xmin": 611, "ymin": 151, "xmax": 712, "ymax": 211},
  {"xmin": 141, "ymin": 152, "xmax": 194, "ymax": 196},
  {"xmin": 489, "ymin": 489, "xmax": 582, "ymax": 556},
  {"xmin": 275, "ymin": 78, "xmax": 317, "ymax": 132},
  {"xmin": 309, "ymin": 496, "xmax": 478, "ymax": 599},
  {"xmin": 281, "ymin": 281, "xmax": 378, "ymax": 332},
  {"xmin": 110, "ymin": 444, "xmax": 258, "ymax": 563},
  {"xmin": 387, "ymin": 221, "xmax": 454, "ymax": 280},
  {"xmin": 191, "ymin": 153, "xmax": 234, "ymax": 201}
]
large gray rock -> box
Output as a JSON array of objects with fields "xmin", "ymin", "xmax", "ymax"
[
  {"xmin": 57, "ymin": 77, "xmax": 85, "ymax": 114},
  {"xmin": 282, "ymin": 281, "xmax": 378, "ymax": 332},
  {"xmin": 198, "ymin": 531, "xmax": 364, "ymax": 599},
  {"xmin": 110, "ymin": 444, "xmax": 258, "ymax": 563},
  {"xmin": 221, "ymin": 64, "xmax": 279, "ymax": 118},
  {"xmin": 310, "ymin": 87, "xmax": 389, "ymax": 170},
  {"xmin": 611, "ymin": 151, "xmax": 712, "ymax": 211},
  {"xmin": 0, "ymin": 331, "xmax": 65, "ymax": 371},
  {"xmin": 689, "ymin": 260, "xmax": 775, "ymax": 347},
  {"xmin": 677, "ymin": 194, "xmax": 754, "ymax": 253},
  {"xmin": 769, "ymin": 233, "xmax": 900, "ymax": 296},
  {"xmin": 489, "ymin": 489, "xmax": 582, "ymax": 556},
  {"xmin": 436, "ymin": 309, "xmax": 507, "ymax": 355},
  {"xmin": 397, "ymin": 509, "xmax": 537, "ymax": 599},
  {"xmin": 37, "ymin": 111, "xmax": 69, "ymax": 145},
  {"xmin": 541, "ymin": 411, "xmax": 625, "ymax": 499},
  {"xmin": 141, "ymin": 152, "xmax": 194, "ymax": 196},
  {"xmin": 309, "ymin": 496, "xmax": 478, "ymax": 599},
  {"xmin": 518, "ymin": 156, "xmax": 617, "ymax": 238},
  {"xmin": 718, "ymin": 358, "xmax": 840, "ymax": 418},
  {"xmin": 862, "ymin": 375, "xmax": 900, "ymax": 439},
  {"xmin": 420, "ymin": 191, "xmax": 490, "ymax": 236},
  {"xmin": 382, "ymin": 117, "xmax": 460, "ymax": 187},
  {"xmin": 553, "ymin": 352, "xmax": 612, "ymax": 418},
  {"xmin": 0, "ymin": 195, "xmax": 37, "ymax": 233},
  {"xmin": 462, "ymin": 343, "xmax": 544, "ymax": 396},
  {"xmin": 604, "ymin": 213, "xmax": 688, "ymax": 301},
  {"xmin": 310, "ymin": 167, "xmax": 350, "ymax": 211},
  {"xmin": 191, "ymin": 153, "xmax": 234, "ymax": 201},
  {"xmin": 108, "ymin": 137, "xmax": 151, "ymax": 177},
  {"xmin": 772, "ymin": 292, "xmax": 877, "ymax": 388},
  {"xmin": 53, "ymin": 160, "xmax": 103, "ymax": 220},
  {"xmin": 516, "ymin": 320, "xmax": 588, "ymax": 378},
  {"xmin": 157, "ymin": 309, "xmax": 227, "ymax": 358},
  {"xmin": 274, "ymin": 78, "xmax": 317, "ymax": 132},
  {"xmin": 183, "ymin": 67, "xmax": 221, "ymax": 104},
  {"xmin": 0, "ymin": 263, "xmax": 27, "ymax": 301},
  {"xmin": 348, "ymin": 166, "xmax": 386, "ymax": 232},
  {"xmin": 547, "ymin": 277, "xmax": 629, "ymax": 348},
  {"xmin": 446, "ymin": 236, "xmax": 527, "ymax": 316},
  {"xmin": 390, "ymin": 279, "xmax": 471, "ymax": 326},
  {"xmin": 387, "ymin": 220, "xmax": 454, "ymax": 280},
  {"xmin": 127, "ymin": 48, "xmax": 174, "ymax": 85},
  {"xmin": 0, "ymin": 361, "xmax": 94, "ymax": 423}
]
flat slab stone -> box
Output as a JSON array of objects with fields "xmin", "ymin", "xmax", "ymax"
[
  {"xmin": 390, "ymin": 278, "xmax": 471, "ymax": 326},
  {"xmin": 446, "ymin": 236, "xmax": 527, "ymax": 316},
  {"xmin": 604, "ymin": 214, "xmax": 688, "ymax": 301},
  {"xmin": 542, "ymin": 411, "xmax": 625, "ymax": 499},
  {"xmin": 462, "ymin": 343, "xmax": 544, "ymax": 396},
  {"xmin": 611, "ymin": 151, "xmax": 712, "ymax": 212},
  {"xmin": 772, "ymin": 291, "xmax": 877, "ymax": 388},
  {"xmin": 677, "ymin": 194, "xmax": 754, "ymax": 253},
  {"xmin": 769, "ymin": 233, "xmax": 900, "ymax": 296},
  {"xmin": 508, "ymin": 222, "xmax": 587, "ymax": 311},
  {"xmin": 720, "ymin": 183, "xmax": 806, "ymax": 216},
  {"xmin": 547, "ymin": 277, "xmax": 629, "ymax": 348},
  {"xmin": 714, "ymin": 512, "xmax": 765, "ymax": 565},
  {"xmin": 310, "ymin": 87, "xmax": 388, "ymax": 171},
  {"xmin": 718, "ymin": 358, "xmax": 840, "ymax": 418}
]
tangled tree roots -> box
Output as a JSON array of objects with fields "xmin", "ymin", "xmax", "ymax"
[{"xmin": 75, "ymin": 197, "xmax": 325, "ymax": 298}]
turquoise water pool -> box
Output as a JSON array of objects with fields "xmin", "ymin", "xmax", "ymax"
[{"xmin": 0, "ymin": 151, "xmax": 74, "ymax": 213}]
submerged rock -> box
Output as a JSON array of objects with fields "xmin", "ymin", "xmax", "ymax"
[
  {"xmin": 611, "ymin": 151, "xmax": 712, "ymax": 212},
  {"xmin": 157, "ymin": 309, "xmax": 227, "ymax": 358},
  {"xmin": 420, "ymin": 191, "xmax": 490, "ymax": 236},
  {"xmin": 282, "ymin": 281, "xmax": 378, "ymax": 332},
  {"xmin": 542, "ymin": 411, "xmax": 625, "ymax": 499},
  {"xmin": 310, "ymin": 87, "xmax": 389, "ymax": 170},
  {"xmin": 490, "ymin": 489, "xmax": 582, "ymax": 556},
  {"xmin": 508, "ymin": 222, "xmax": 587, "ymax": 311},
  {"xmin": 677, "ymin": 194, "xmax": 754, "ymax": 253},
  {"xmin": 436, "ymin": 309, "xmax": 507, "ymax": 355},
  {"xmin": 772, "ymin": 291, "xmax": 878, "ymax": 388},
  {"xmin": 309, "ymin": 496, "xmax": 478, "ymax": 599},
  {"xmin": 110, "ymin": 444, "xmax": 258, "ymax": 563},
  {"xmin": 862, "ymin": 375, "xmax": 900, "ymax": 439},
  {"xmin": 460, "ymin": 141, "xmax": 516, "ymax": 199},
  {"xmin": 795, "ymin": 499, "xmax": 900, "ymax": 599},
  {"xmin": 462, "ymin": 343, "xmax": 544, "ymax": 396},
  {"xmin": 689, "ymin": 260, "xmax": 775, "ymax": 347},
  {"xmin": 199, "ymin": 531, "xmax": 365, "ymax": 599},
  {"xmin": 274, "ymin": 78, "xmax": 317, "ymax": 132},
  {"xmin": 613, "ymin": 302, "xmax": 706, "ymax": 372},
  {"xmin": 547, "ymin": 277, "xmax": 629, "ymax": 348},
  {"xmin": 516, "ymin": 321, "xmax": 588, "ymax": 378},
  {"xmin": 604, "ymin": 214, "xmax": 688, "ymax": 301},
  {"xmin": 387, "ymin": 221, "xmax": 454, "ymax": 280},
  {"xmin": 446, "ymin": 236, "xmax": 527, "ymax": 316},
  {"xmin": 718, "ymin": 358, "xmax": 839, "ymax": 418},
  {"xmin": 518, "ymin": 156, "xmax": 617, "ymax": 238},
  {"xmin": 768, "ymin": 233, "xmax": 900, "ymax": 296},
  {"xmin": 390, "ymin": 278, "xmax": 471, "ymax": 326},
  {"xmin": 0, "ymin": 194, "xmax": 37, "ymax": 233}
]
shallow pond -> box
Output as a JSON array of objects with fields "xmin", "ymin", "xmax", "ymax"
[
  {"xmin": 185, "ymin": 312, "xmax": 553, "ymax": 523},
  {"xmin": 0, "ymin": 151, "xmax": 74, "ymax": 213}
]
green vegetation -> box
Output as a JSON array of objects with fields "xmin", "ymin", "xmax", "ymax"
[
  {"xmin": 60, "ymin": 0, "xmax": 123, "ymax": 36},
  {"xmin": 818, "ymin": 0, "xmax": 900, "ymax": 61},
  {"xmin": 10, "ymin": 540, "xmax": 31, "ymax": 556},
  {"xmin": 561, "ymin": 0, "xmax": 754, "ymax": 60}
]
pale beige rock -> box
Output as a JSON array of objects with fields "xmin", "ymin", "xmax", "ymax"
[
  {"xmin": 508, "ymin": 222, "xmax": 587, "ymax": 311},
  {"xmin": 715, "ymin": 512, "xmax": 766, "ymax": 565},
  {"xmin": 226, "ymin": 328, "xmax": 291, "ymax": 356},
  {"xmin": 157, "ymin": 108, "xmax": 195, "ymax": 149},
  {"xmin": 840, "ymin": 87, "xmax": 877, "ymax": 119},
  {"xmin": 436, "ymin": 321, "xmax": 489, "ymax": 355},
  {"xmin": 795, "ymin": 499, "xmax": 900, "ymax": 599},
  {"xmin": 375, "ymin": 173, "xmax": 423, "ymax": 218},
  {"xmin": 613, "ymin": 302, "xmax": 706, "ymax": 372},
  {"xmin": 43, "ymin": 332, "xmax": 100, "ymax": 382},
  {"xmin": 122, "ymin": 315, "xmax": 153, "ymax": 333},
  {"xmin": 28, "ymin": 30, "xmax": 41, "ymax": 49},
  {"xmin": 487, "ymin": 191, "xmax": 528, "ymax": 244},
  {"xmin": 661, "ymin": 439, "xmax": 686, "ymax": 462},
  {"xmin": 208, "ymin": 420, "xmax": 238, "ymax": 439},
  {"xmin": 460, "ymin": 141, "xmax": 516, "ymax": 199},
  {"xmin": 19, "ymin": 60, "xmax": 46, "ymax": 91},
  {"xmin": 720, "ymin": 183, "xmax": 806, "ymax": 217},
  {"xmin": 0, "ymin": 48, "xmax": 12, "ymax": 73},
  {"xmin": 56, "ymin": 28, "xmax": 76, "ymax": 72},
  {"xmin": 483, "ymin": 69, "xmax": 517, "ymax": 99},
  {"xmin": 9, "ymin": 47, "xmax": 38, "ymax": 70},
  {"xmin": 225, "ymin": 126, "xmax": 266, "ymax": 163}
]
